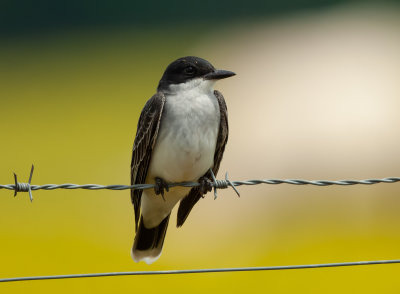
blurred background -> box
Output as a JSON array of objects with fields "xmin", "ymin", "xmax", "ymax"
[{"xmin": 1, "ymin": 0, "xmax": 400, "ymax": 292}]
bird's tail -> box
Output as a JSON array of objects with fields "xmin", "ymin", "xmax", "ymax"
[{"xmin": 131, "ymin": 214, "xmax": 170, "ymax": 264}]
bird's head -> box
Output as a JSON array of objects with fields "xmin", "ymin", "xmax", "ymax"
[{"xmin": 157, "ymin": 56, "xmax": 235, "ymax": 92}]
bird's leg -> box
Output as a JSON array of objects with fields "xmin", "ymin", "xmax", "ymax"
[
  {"xmin": 154, "ymin": 177, "xmax": 169, "ymax": 201},
  {"xmin": 198, "ymin": 176, "xmax": 213, "ymax": 198}
]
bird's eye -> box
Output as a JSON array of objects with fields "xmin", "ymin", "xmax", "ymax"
[{"xmin": 184, "ymin": 66, "xmax": 196, "ymax": 75}]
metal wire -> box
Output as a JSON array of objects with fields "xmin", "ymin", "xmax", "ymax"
[
  {"xmin": 1, "ymin": 166, "xmax": 400, "ymax": 283},
  {"xmin": 3, "ymin": 178, "xmax": 400, "ymax": 192},
  {"xmin": 1, "ymin": 259, "xmax": 400, "ymax": 283},
  {"xmin": 1, "ymin": 166, "xmax": 399, "ymax": 201}
]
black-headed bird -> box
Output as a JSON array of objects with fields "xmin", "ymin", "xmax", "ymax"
[{"xmin": 131, "ymin": 56, "xmax": 235, "ymax": 264}]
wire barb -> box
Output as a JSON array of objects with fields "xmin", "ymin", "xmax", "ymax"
[
  {"xmin": 208, "ymin": 169, "xmax": 239, "ymax": 199},
  {"xmin": 209, "ymin": 169, "xmax": 223, "ymax": 199},
  {"xmin": 225, "ymin": 172, "xmax": 240, "ymax": 197},
  {"xmin": 12, "ymin": 165, "xmax": 34, "ymax": 202}
]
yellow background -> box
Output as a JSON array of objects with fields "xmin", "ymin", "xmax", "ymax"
[{"xmin": 1, "ymin": 3, "xmax": 400, "ymax": 293}]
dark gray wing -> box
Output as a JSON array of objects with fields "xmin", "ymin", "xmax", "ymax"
[
  {"xmin": 131, "ymin": 92, "xmax": 165, "ymax": 231},
  {"xmin": 176, "ymin": 90, "xmax": 229, "ymax": 227}
]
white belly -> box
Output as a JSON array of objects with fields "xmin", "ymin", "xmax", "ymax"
[
  {"xmin": 149, "ymin": 120, "xmax": 218, "ymax": 182},
  {"xmin": 141, "ymin": 85, "xmax": 220, "ymax": 228}
]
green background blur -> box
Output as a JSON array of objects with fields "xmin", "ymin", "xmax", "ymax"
[{"xmin": 1, "ymin": 1, "xmax": 400, "ymax": 293}]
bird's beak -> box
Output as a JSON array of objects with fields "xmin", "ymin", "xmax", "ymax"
[{"xmin": 204, "ymin": 69, "xmax": 236, "ymax": 80}]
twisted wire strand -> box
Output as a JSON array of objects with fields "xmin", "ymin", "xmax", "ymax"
[
  {"xmin": 1, "ymin": 165, "xmax": 399, "ymax": 202},
  {"xmin": 1, "ymin": 259, "xmax": 400, "ymax": 283},
  {"xmin": 1, "ymin": 178, "xmax": 400, "ymax": 192},
  {"xmin": 2, "ymin": 165, "xmax": 400, "ymax": 197}
]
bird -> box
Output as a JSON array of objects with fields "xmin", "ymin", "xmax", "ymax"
[{"xmin": 130, "ymin": 56, "xmax": 235, "ymax": 264}]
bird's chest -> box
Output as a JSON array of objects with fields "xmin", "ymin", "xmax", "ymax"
[{"xmin": 149, "ymin": 92, "xmax": 220, "ymax": 182}]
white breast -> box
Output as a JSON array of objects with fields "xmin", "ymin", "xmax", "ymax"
[
  {"xmin": 141, "ymin": 79, "xmax": 220, "ymax": 228},
  {"xmin": 148, "ymin": 79, "xmax": 220, "ymax": 182}
]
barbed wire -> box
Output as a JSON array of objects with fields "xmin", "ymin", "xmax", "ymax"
[
  {"xmin": 1, "ymin": 165, "xmax": 400, "ymax": 282},
  {"xmin": 1, "ymin": 165, "xmax": 400, "ymax": 202},
  {"xmin": 1, "ymin": 259, "xmax": 400, "ymax": 283}
]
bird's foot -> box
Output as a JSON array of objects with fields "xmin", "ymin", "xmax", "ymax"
[
  {"xmin": 154, "ymin": 177, "xmax": 169, "ymax": 201},
  {"xmin": 199, "ymin": 176, "xmax": 213, "ymax": 198}
]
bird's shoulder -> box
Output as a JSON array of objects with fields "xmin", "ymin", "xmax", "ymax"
[
  {"xmin": 132, "ymin": 92, "xmax": 165, "ymax": 150},
  {"xmin": 138, "ymin": 92, "xmax": 165, "ymax": 126},
  {"xmin": 213, "ymin": 90, "xmax": 227, "ymax": 112}
]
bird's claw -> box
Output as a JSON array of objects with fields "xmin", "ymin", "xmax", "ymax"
[
  {"xmin": 154, "ymin": 177, "xmax": 169, "ymax": 201},
  {"xmin": 199, "ymin": 176, "xmax": 213, "ymax": 198}
]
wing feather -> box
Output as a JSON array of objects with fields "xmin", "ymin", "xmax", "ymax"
[{"xmin": 131, "ymin": 92, "xmax": 165, "ymax": 231}]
